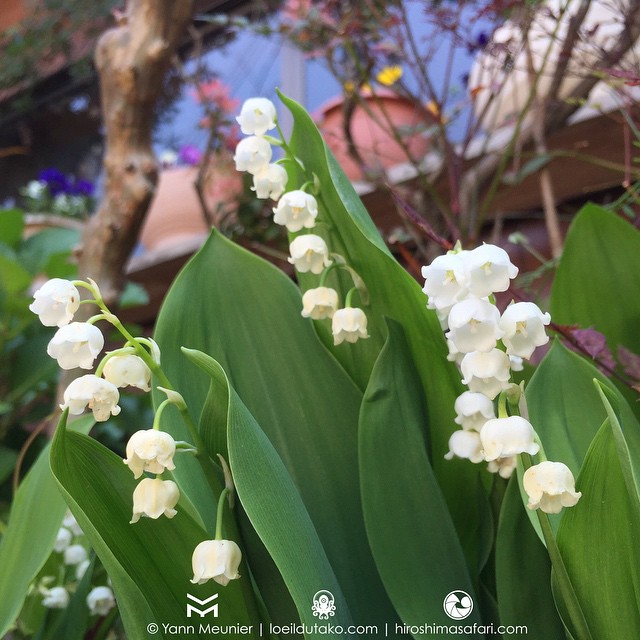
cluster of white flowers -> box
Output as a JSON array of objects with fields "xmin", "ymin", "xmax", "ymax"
[
  {"xmin": 234, "ymin": 97, "xmax": 369, "ymax": 346},
  {"xmin": 423, "ymin": 244, "xmax": 581, "ymax": 514},
  {"xmin": 40, "ymin": 510, "xmax": 116, "ymax": 616},
  {"xmin": 31, "ymin": 278, "xmax": 243, "ymax": 589}
]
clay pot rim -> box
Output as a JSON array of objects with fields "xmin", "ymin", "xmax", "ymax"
[{"xmin": 313, "ymin": 88, "xmax": 416, "ymax": 123}]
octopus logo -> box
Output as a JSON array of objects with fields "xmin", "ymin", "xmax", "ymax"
[
  {"xmin": 311, "ymin": 590, "xmax": 336, "ymax": 620},
  {"xmin": 443, "ymin": 590, "xmax": 473, "ymax": 620}
]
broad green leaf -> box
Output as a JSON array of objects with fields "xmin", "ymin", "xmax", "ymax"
[
  {"xmin": 550, "ymin": 203, "xmax": 640, "ymax": 412},
  {"xmin": 527, "ymin": 341, "xmax": 614, "ymax": 476},
  {"xmin": 18, "ymin": 227, "xmax": 80, "ymax": 275},
  {"xmin": 279, "ymin": 92, "xmax": 487, "ymax": 574},
  {"xmin": 0, "ymin": 416, "xmax": 93, "ymax": 638},
  {"xmin": 225, "ymin": 360, "xmax": 354, "ymax": 637},
  {"xmin": 0, "ymin": 248, "xmax": 32, "ymax": 294},
  {"xmin": 154, "ymin": 231, "xmax": 398, "ymax": 628},
  {"xmin": 50, "ymin": 411, "xmax": 262, "ymax": 640},
  {"xmin": 359, "ymin": 320, "xmax": 481, "ymax": 637},
  {"xmin": 0, "ymin": 209, "xmax": 25, "ymax": 248},
  {"xmin": 526, "ymin": 340, "xmax": 640, "ymax": 540},
  {"xmin": 555, "ymin": 420, "xmax": 640, "ymax": 639},
  {"xmin": 495, "ymin": 478, "xmax": 564, "ymax": 637}
]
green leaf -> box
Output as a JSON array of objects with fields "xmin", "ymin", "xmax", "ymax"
[
  {"xmin": 0, "ymin": 208, "xmax": 25, "ymax": 248},
  {"xmin": 359, "ymin": 320, "xmax": 481, "ymax": 637},
  {"xmin": 279, "ymin": 92, "xmax": 487, "ymax": 574},
  {"xmin": 0, "ymin": 416, "xmax": 93, "ymax": 638},
  {"xmin": 50, "ymin": 411, "xmax": 262, "ymax": 640},
  {"xmin": 0, "ymin": 246, "xmax": 32, "ymax": 294},
  {"xmin": 550, "ymin": 203, "xmax": 640, "ymax": 411},
  {"xmin": 555, "ymin": 419, "xmax": 640, "ymax": 639},
  {"xmin": 18, "ymin": 227, "xmax": 80, "ymax": 275},
  {"xmin": 225, "ymin": 359, "xmax": 355, "ymax": 637},
  {"xmin": 495, "ymin": 478, "xmax": 564, "ymax": 637},
  {"xmin": 154, "ymin": 231, "xmax": 397, "ymax": 628}
]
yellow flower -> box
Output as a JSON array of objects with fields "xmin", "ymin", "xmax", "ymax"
[{"xmin": 376, "ymin": 65, "xmax": 403, "ymax": 87}]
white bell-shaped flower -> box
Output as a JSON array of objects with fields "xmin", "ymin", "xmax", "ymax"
[
  {"xmin": 123, "ymin": 429, "xmax": 176, "ymax": 479},
  {"xmin": 421, "ymin": 251, "xmax": 469, "ymax": 311},
  {"xmin": 191, "ymin": 539, "xmax": 242, "ymax": 586},
  {"xmin": 499, "ymin": 302, "xmax": 551, "ymax": 359},
  {"xmin": 454, "ymin": 391, "xmax": 496, "ymax": 431},
  {"xmin": 509, "ymin": 355, "xmax": 524, "ymax": 372},
  {"xmin": 60, "ymin": 374, "xmax": 121, "ymax": 422},
  {"xmin": 487, "ymin": 456, "xmax": 517, "ymax": 479},
  {"xmin": 103, "ymin": 354, "xmax": 151, "ymax": 392},
  {"xmin": 444, "ymin": 429, "xmax": 484, "ymax": 463},
  {"xmin": 233, "ymin": 136, "xmax": 272, "ymax": 174},
  {"xmin": 446, "ymin": 338, "xmax": 464, "ymax": 365},
  {"xmin": 42, "ymin": 586, "xmax": 69, "ymax": 609},
  {"xmin": 47, "ymin": 322, "xmax": 104, "ymax": 370},
  {"xmin": 64, "ymin": 544, "xmax": 88, "ymax": 566},
  {"xmin": 273, "ymin": 190, "xmax": 318, "ymax": 232},
  {"xmin": 301, "ymin": 287, "xmax": 339, "ymax": 320},
  {"xmin": 480, "ymin": 416, "xmax": 540, "ymax": 461},
  {"xmin": 54, "ymin": 527, "xmax": 72, "ymax": 553},
  {"xmin": 446, "ymin": 297, "xmax": 503, "ymax": 354},
  {"xmin": 252, "ymin": 163, "xmax": 288, "ymax": 199},
  {"xmin": 466, "ymin": 244, "xmax": 518, "ymax": 298},
  {"xmin": 130, "ymin": 478, "xmax": 180, "ymax": 523},
  {"xmin": 63, "ymin": 509, "xmax": 83, "ymax": 536},
  {"xmin": 87, "ymin": 586, "xmax": 116, "ymax": 616},
  {"xmin": 331, "ymin": 307, "xmax": 369, "ymax": 345},
  {"xmin": 29, "ymin": 278, "xmax": 80, "ymax": 327},
  {"xmin": 76, "ymin": 559, "xmax": 91, "ymax": 580},
  {"xmin": 288, "ymin": 234, "xmax": 332, "ymax": 274},
  {"xmin": 523, "ymin": 461, "xmax": 581, "ymax": 514},
  {"xmin": 236, "ymin": 97, "xmax": 277, "ymax": 136},
  {"xmin": 460, "ymin": 349, "xmax": 512, "ymax": 399}
]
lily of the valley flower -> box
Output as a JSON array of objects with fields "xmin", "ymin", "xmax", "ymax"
[
  {"xmin": 29, "ymin": 278, "xmax": 80, "ymax": 327},
  {"xmin": 87, "ymin": 586, "xmax": 116, "ymax": 616},
  {"xmin": 444, "ymin": 429, "xmax": 484, "ymax": 463},
  {"xmin": 103, "ymin": 354, "xmax": 151, "ymax": 392},
  {"xmin": 466, "ymin": 244, "xmax": 518, "ymax": 298},
  {"xmin": 454, "ymin": 391, "xmax": 496, "ymax": 431},
  {"xmin": 499, "ymin": 302, "xmax": 551, "ymax": 359},
  {"xmin": 191, "ymin": 539, "xmax": 242, "ymax": 586},
  {"xmin": 487, "ymin": 455, "xmax": 517, "ymax": 479},
  {"xmin": 288, "ymin": 234, "xmax": 332, "ymax": 274},
  {"xmin": 233, "ymin": 136, "xmax": 272, "ymax": 174},
  {"xmin": 130, "ymin": 478, "xmax": 180, "ymax": 524},
  {"xmin": 421, "ymin": 252, "xmax": 469, "ymax": 311},
  {"xmin": 480, "ymin": 416, "xmax": 540, "ymax": 461},
  {"xmin": 63, "ymin": 544, "xmax": 88, "ymax": 566},
  {"xmin": 446, "ymin": 297, "xmax": 503, "ymax": 354},
  {"xmin": 273, "ymin": 190, "xmax": 318, "ymax": 232},
  {"xmin": 301, "ymin": 287, "xmax": 339, "ymax": 320},
  {"xmin": 60, "ymin": 374, "xmax": 121, "ymax": 422},
  {"xmin": 523, "ymin": 460, "xmax": 581, "ymax": 514},
  {"xmin": 252, "ymin": 163, "xmax": 288, "ymax": 200},
  {"xmin": 123, "ymin": 429, "xmax": 176, "ymax": 478},
  {"xmin": 236, "ymin": 97, "xmax": 277, "ymax": 136},
  {"xmin": 331, "ymin": 307, "xmax": 369, "ymax": 345},
  {"xmin": 63, "ymin": 509, "xmax": 83, "ymax": 536},
  {"xmin": 54, "ymin": 527, "xmax": 72, "ymax": 553},
  {"xmin": 47, "ymin": 322, "xmax": 104, "ymax": 370},
  {"xmin": 42, "ymin": 586, "xmax": 70, "ymax": 609},
  {"xmin": 460, "ymin": 349, "xmax": 512, "ymax": 399}
]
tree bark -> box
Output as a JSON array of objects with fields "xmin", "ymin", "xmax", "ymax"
[{"xmin": 78, "ymin": 0, "xmax": 195, "ymax": 306}]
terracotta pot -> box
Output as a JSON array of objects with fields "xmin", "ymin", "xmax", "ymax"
[
  {"xmin": 139, "ymin": 161, "xmax": 242, "ymax": 252},
  {"xmin": 315, "ymin": 90, "xmax": 430, "ymax": 181}
]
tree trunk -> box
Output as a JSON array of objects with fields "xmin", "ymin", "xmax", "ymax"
[{"xmin": 78, "ymin": 0, "xmax": 195, "ymax": 306}]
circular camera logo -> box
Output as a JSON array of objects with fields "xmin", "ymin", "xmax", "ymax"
[{"xmin": 443, "ymin": 590, "xmax": 473, "ymax": 620}]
